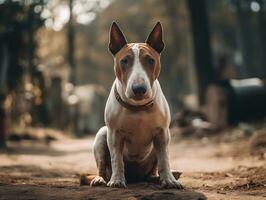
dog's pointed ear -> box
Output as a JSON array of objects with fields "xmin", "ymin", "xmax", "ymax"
[
  {"xmin": 145, "ymin": 22, "xmax": 164, "ymax": 54},
  {"xmin": 109, "ymin": 22, "xmax": 127, "ymax": 55}
]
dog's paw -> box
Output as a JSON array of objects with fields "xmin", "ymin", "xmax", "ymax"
[
  {"xmin": 107, "ymin": 179, "xmax": 126, "ymax": 188},
  {"xmin": 160, "ymin": 173, "xmax": 183, "ymax": 189},
  {"xmin": 90, "ymin": 176, "xmax": 106, "ymax": 187},
  {"xmin": 161, "ymin": 179, "xmax": 183, "ymax": 189}
]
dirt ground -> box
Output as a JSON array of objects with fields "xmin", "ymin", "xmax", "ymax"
[{"xmin": 0, "ymin": 131, "xmax": 266, "ymax": 200}]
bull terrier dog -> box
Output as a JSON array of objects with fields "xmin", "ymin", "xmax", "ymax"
[{"xmin": 91, "ymin": 22, "xmax": 182, "ymax": 189}]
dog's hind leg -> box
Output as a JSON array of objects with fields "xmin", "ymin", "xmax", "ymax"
[{"xmin": 91, "ymin": 126, "xmax": 111, "ymax": 186}]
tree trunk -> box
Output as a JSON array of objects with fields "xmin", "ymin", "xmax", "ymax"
[
  {"xmin": 0, "ymin": 94, "xmax": 6, "ymax": 148},
  {"xmin": 258, "ymin": 8, "xmax": 266, "ymax": 77},
  {"xmin": 68, "ymin": 0, "xmax": 76, "ymax": 85},
  {"xmin": 163, "ymin": 0, "xmax": 188, "ymax": 110},
  {"xmin": 235, "ymin": 1, "xmax": 254, "ymax": 77},
  {"xmin": 0, "ymin": 42, "xmax": 9, "ymax": 148},
  {"xmin": 187, "ymin": 0, "xmax": 215, "ymax": 106}
]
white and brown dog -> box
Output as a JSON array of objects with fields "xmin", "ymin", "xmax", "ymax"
[{"xmin": 91, "ymin": 22, "xmax": 182, "ymax": 189}]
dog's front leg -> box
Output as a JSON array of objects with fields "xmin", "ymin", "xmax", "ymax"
[
  {"xmin": 154, "ymin": 128, "xmax": 183, "ymax": 189},
  {"xmin": 107, "ymin": 128, "xmax": 126, "ymax": 188}
]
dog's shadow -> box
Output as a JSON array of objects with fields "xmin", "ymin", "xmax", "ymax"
[{"xmin": 80, "ymin": 173, "xmax": 207, "ymax": 200}]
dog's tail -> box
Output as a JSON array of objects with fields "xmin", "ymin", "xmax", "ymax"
[{"xmin": 80, "ymin": 173, "xmax": 97, "ymax": 186}]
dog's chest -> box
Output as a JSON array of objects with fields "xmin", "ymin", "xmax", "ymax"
[
  {"xmin": 117, "ymin": 109, "xmax": 163, "ymax": 135},
  {"xmin": 115, "ymin": 110, "xmax": 165, "ymax": 160}
]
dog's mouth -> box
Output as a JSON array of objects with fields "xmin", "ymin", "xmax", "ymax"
[
  {"xmin": 131, "ymin": 94, "xmax": 147, "ymax": 101},
  {"xmin": 127, "ymin": 93, "xmax": 153, "ymax": 106}
]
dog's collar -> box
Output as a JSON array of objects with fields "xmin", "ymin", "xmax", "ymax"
[{"xmin": 114, "ymin": 86, "xmax": 154, "ymax": 112}]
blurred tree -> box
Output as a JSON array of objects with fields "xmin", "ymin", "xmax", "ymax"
[
  {"xmin": 0, "ymin": 95, "xmax": 6, "ymax": 147},
  {"xmin": 0, "ymin": 0, "xmax": 46, "ymax": 146},
  {"xmin": 229, "ymin": 0, "xmax": 266, "ymax": 77},
  {"xmin": 162, "ymin": 0, "xmax": 191, "ymax": 110},
  {"xmin": 68, "ymin": 0, "xmax": 76, "ymax": 85},
  {"xmin": 234, "ymin": 0, "xmax": 255, "ymax": 76},
  {"xmin": 187, "ymin": 0, "xmax": 215, "ymax": 105},
  {"xmin": 0, "ymin": 38, "xmax": 8, "ymax": 147},
  {"xmin": 257, "ymin": 0, "xmax": 266, "ymax": 76}
]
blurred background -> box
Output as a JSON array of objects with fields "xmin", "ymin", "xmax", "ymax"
[{"xmin": 0, "ymin": 0, "xmax": 266, "ymax": 145}]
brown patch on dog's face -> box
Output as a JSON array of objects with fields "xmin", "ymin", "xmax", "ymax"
[
  {"xmin": 138, "ymin": 43, "xmax": 161, "ymax": 87},
  {"xmin": 114, "ymin": 44, "xmax": 134, "ymax": 90}
]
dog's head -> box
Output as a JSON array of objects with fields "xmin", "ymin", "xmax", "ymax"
[{"xmin": 109, "ymin": 22, "xmax": 164, "ymax": 104}]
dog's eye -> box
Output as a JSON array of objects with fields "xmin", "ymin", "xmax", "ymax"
[
  {"xmin": 120, "ymin": 57, "xmax": 128, "ymax": 65},
  {"xmin": 147, "ymin": 57, "xmax": 155, "ymax": 65}
]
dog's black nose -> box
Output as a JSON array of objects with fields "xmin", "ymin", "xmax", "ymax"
[{"xmin": 132, "ymin": 84, "xmax": 147, "ymax": 96}]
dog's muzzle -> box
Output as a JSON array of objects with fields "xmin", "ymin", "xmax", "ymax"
[
  {"xmin": 131, "ymin": 83, "xmax": 147, "ymax": 97},
  {"xmin": 114, "ymin": 86, "xmax": 154, "ymax": 111}
]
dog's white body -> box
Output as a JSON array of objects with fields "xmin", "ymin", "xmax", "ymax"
[
  {"xmin": 106, "ymin": 78, "xmax": 170, "ymax": 161},
  {"xmin": 91, "ymin": 22, "xmax": 182, "ymax": 189}
]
